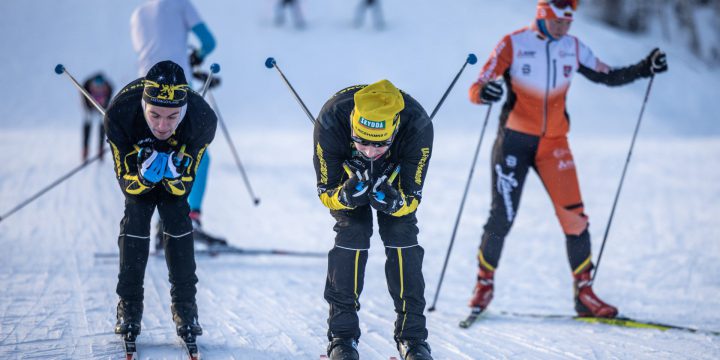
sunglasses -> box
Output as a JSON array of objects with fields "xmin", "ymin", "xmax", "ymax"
[
  {"xmin": 550, "ymin": 0, "xmax": 578, "ymax": 10},
  {"xmin": 351, "ymin": 134, "xmax": 394, "ymax": 148}
]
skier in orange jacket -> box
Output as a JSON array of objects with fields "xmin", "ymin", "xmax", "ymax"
[{"xmin": 468, "ymin": 0, "xmax": 667, "ymax": 318}]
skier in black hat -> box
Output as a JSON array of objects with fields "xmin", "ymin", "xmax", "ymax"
[{"xmin": 104, "ymin": 60, "xmax": 217, "ymax": 341}]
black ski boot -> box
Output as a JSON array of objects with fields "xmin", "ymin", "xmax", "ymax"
[
  {"xmin": 114, "ymin": 300, "xmax": 143, "ymax": 337},
  {"xmin": 397, "ymin": 339, "xmax": 432, "ymax": 360},
  {"xmin": 171, "ymin": 302, "xmax": 203, "ymax": 339},
  {"xmin": 327, "ymin": 337, "xmax": 359, "ymax": 360}
]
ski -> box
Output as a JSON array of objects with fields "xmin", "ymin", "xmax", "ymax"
[
  {"xmin": 458, "ymin": 307, "xmax": 484, "ymax": 328},
  {"xmin": 459, "ymin": 309, "xmax": 720, "ymax": 336},
  {"xmin": 180, "ymin": 334, "xmax": 200, "ymax": 360},
  {"xmin": 121, "ymin": 334, "xmax": 138, "ymax": 360},
  {"xmin": 94, "ymin": 244, "xmax": 326, "ymax": 259}
]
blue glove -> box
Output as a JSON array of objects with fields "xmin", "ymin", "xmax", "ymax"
[
  {"xmin": 164, "ymin": 151, "xmax": 191, "ymax": 179},
  {"xmin": 137, "ymin": 148, "xmax": 168, "ymax": 185}
]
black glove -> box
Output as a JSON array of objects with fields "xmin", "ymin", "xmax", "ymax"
[
  {"xmin": 641, "ymin": 48, "xmax": 668, "ymax": 77},
  {"xmin": 189, "ymin": 50, "xmax": 204, "ymax": 67},
  {"xmin": 338, "ymin": 160, "xmax": 370, "ymax": 208},
  {"xmin": 164, "ymin": 151, "xmax": 191, "ymax": 180},
  {"xmin": 192, "ymin": 71, "xmax": 221, "ymax": 89},
  {"xmin": 480, "ymin": 81, "xmax": 504, "ymax": 103},
  {"xmin": 369, "ymin": 175, "xmax": 404, "ymax": 214}
]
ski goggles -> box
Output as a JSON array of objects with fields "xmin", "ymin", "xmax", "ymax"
[{"xmin": 549, "ymin": 0, "xmax": 578, "ymax": 11}]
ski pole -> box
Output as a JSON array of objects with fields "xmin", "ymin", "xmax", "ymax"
[
  {"xmin": 0, "ymin": 65, "xmax": 111, "ymax": 223},
  {"xmin": 0, "ymin": 152, "xmax": 106, "ymax": 223},
  {"xmin": 206, "ymin": 90, "xmax": 261, "ymax": 206},
  {"xmin": 593, "ymin": 75, "xmax": 655, "ymax": 282},
  {"xmin": 199, "ymin": 63, "xmax": 220, "ymax": 97},
  {"xmin": 55, "ymin": 64, "xmax": 106, "ymax": 116},
  {"xmin": 264, "ymin": 57, "xmax": 316, "ymax": 125},
  {"xmin": 427, "ymin": 103, "xmax": 493, "ymax": 312},
  {"xmin": 428, "ymin": 54, "xmax": 477, "ymax": 120}
]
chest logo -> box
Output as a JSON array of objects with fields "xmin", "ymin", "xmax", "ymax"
[
  {"xmin": 522, "ymin": 64, "xmax": 531, "ymax": 75},
  {"xmin": 563, "ymin": 65, "xmax": 573, "ymax": 78}
]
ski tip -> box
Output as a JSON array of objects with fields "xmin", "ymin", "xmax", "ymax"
[
  {"xmin": 264, "ymin": 57, "xmax": 276, "ymax": 69},
  {"xmin": 467, "ymin": 53, "xmax": 478, "ymax": 65},
  {"xmin": 54, "ymin": 64, "xmax": 65, "ymax": 74},
  {"xmin": 210, "ymin": 63, "xmax": 220, "ymax": 74}
]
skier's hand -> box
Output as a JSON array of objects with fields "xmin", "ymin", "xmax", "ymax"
[
  {"xmin": 480, "ymin": 81, "xmax": 504, "ymax": 103},
  {"xmin": 137, "ymin": 148, "xmax": 168, "ymax": 185},
  {"xmin": 369, "ymin": 176, "xmax": 404, "ymax": 215},
  {"xmin": 164, "ymin": 151, "xmax": 191, "ymax": 180},
  {"xmin": 642, "ymin": 48, "xmax": 668, "ymax": 76},
  {"xmin": 189, "ymin": 50, "xmax": 204, "ymax": 67},
  {"xmin": 338, "ymin": 160, "xmax": 370, "ymax": 208}
]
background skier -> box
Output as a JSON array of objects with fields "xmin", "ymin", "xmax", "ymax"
[{"xmin": 467, "ymin": 0, "xmax": 668, "ymax": 318}]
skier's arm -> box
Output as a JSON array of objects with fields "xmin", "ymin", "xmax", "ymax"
[
  {"xmin": 313, "ymin": 117, "xmax": 353, "ymax": 211},
  {"xmin": 470, "ymin": 35, "xmax": 513, "ymax": 104},
  {"xmin": 577, "ymin": 40, "xmax": 663, "ymax": 86},
  {"xmin": 105, "ymin": 112, "xmax": 154, "ymax": 196},
  {"xmin": 391, "ymin": 121, "xmax": 433, "ymax": 217},
  {"xmin": 191, "ymin": 23, "xmax": 216, "ymax": 59}
]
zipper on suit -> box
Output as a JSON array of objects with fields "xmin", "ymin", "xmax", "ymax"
[
  {"xmin": 543, "ymin": 40, "xmax": 552, "ymax": 136},
  {"xmin": 553, "ymin": 59, "xmax": 557, "ymax": 88}
]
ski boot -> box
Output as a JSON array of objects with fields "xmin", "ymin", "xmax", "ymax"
[
  {"xmin": 397, "ymin": 338, "xmax": 433, "ymax": 360},
  {"xmin": 114, "ymin": 300, "xmax": 143, "ymax": 338},
  {"xmin": 172, "ymin": 302, "xmax": 203, "ymax": 339},
  {"xmin": 190, "ymin": 211, "xmax": 227, "ymax": 247},
  {"xmin": 574, "ymin": 270, "xmax": 618, "ymax": 318},
  {"xmin": 327, "ymin": 337, "xmax": 359, "ymax": 360},
  {"xmin": 468, "ymin": 267, "xmax": 494, "ymax": 312}
]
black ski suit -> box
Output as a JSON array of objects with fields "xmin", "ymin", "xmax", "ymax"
[
  {"xmin": 105, "ymin": 78, "xmax": 216, "ymax": 304},
  {"xmin": 313, "ymin": 85, "xmax": 434, "ymax": 342}
]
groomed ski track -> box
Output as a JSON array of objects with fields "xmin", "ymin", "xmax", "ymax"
[{"xmin": 1, "ymin": 0, "xmax": 720, "ymax": 358}]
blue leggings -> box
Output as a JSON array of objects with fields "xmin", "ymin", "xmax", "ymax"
[{"xmin": 188, "ymin": 151, "xmax": 210, "ymax": 212}]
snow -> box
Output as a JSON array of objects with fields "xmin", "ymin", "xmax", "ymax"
[{"xmin": 1, "ymin": 0, "xmax": 719, "ymax": 359}]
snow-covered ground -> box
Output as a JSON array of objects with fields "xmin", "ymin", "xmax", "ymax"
[{"xmin": 1, "ymin": 0, "xmax": 719, "ymax": 359}]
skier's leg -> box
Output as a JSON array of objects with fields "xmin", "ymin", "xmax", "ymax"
[
  {"xmin": 98, "ymin": 113, "xmax": 106, "ymax": 160},
  {"xmin": 536, "ymin": 137, "xmax": 617, "ymax": 318},
  {"xmin": 82, "ymin": 114, "xmax": 91, "ymax": 161},
  {"xmin": 371, "ymin": 0, "xmax": 385, "ymax": 29},
  {"xmin": 470, "ymin": 129, "xmax": 535, "ymax": 310},
  {"xmin": 535, "ymin": 136, "xmax": 590, "ymax": 273},
  {"xmin": 291, "ymin": 0, "xmax": 306, "ymax": 28},
  {"xmin": 157, "ymin": 192, "xmax": 197, "ymax": 304},
  {"xmin": 377, "ymin": 212, "xmax": 428, "ymax": 342},
  {"xmin": 353, "ymin": 1, "xmax": 366, "ymax": 27},
  {"xmin": 187, "ymin": 151, "xmax": 209, "ymax": 214},
  {"xmin": 325, "ymin": 206, "xmax": 372, "ymax": 342},
  {"xmin": 116, "ymin": 191, "xmax": 157, "ymax": 303},
  {"xmin": 157, "ymin": 191, "xmax": 203, "ymax": 335},
  {"xmin": 478, "ymin": 129, "xmax": 535, "ymax": 271}
]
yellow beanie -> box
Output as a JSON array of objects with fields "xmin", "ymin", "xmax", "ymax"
[{"xmin": 351, "ymin": 79, "xmax": 405, "ymax": 142}]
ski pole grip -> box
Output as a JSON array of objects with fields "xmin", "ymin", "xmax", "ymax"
[
  {"xmin": 467, "ymin": 53, "xmax": 477, "ymax": 65},
  {"xmin": 264, "ymin": 57, "xmax": 276, "ymax": 69}
]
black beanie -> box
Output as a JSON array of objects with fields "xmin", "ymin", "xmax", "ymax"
[{"xmin": 143, "ymin": 60, "xmax": 189, "ymax": 108}]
